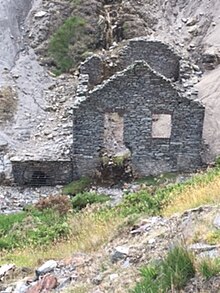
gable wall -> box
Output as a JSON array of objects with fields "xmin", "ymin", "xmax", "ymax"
[
  {"xmin": 79, "ymin": 38, "xmax": 180, "ymax": 88},
  {"xmin": 118, "ymin": 39, "xmax": 180, "ymax": 81},
  {"xmin": 73, "ymin": 64, "xmax": 204, "ymax": 178}
]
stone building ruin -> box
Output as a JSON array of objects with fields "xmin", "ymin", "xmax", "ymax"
[
  {"xmin": 12, "ymin": 37, "xmax": 205, "ymax": 185},
  {"xmin": 73, "ymin": 37, "xmax": 205, "ymax": 178}
]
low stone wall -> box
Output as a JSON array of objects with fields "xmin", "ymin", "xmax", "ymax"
[{"xmin": 12, "ymin": 161, "xmax": 73, "ymax": 186}]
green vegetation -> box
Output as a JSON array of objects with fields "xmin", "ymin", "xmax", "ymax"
[
  {"xmin": 198, "ymin": 258, "xmax": 220, "ymax": 279},
  {"xmin": 115, "ymin": 190, "xmax": 163, "ymax": 217},
  {"xmin": 71, "ymin": 192, "xmax": 109, "ymax": 210},
  {"xmin": 48, "ymin": 16, "xmax": 87, "ymax": 74},
  {"xmin": 132, "ymin": 246, "xmax": 195, "ymax": 293},
  {"xmin": 63, "ymin": 177, "xmax": 92, "ymax": 195},
  {"xmin": 2, "ymin": 162, "xmax": 220, "ymax": 268},
  {"xmin": 205, "ymin": 230, "xmax": 220, "ymax": 245},
  {"xmin": 0, "ymin": 208, "xmax": 70, "ymax": 250},
  {"xmin": 162, "ymin": 165, "xmax": 220, "ymax": 216},
  {"xmin": 135, "ymin": 172, "xmax": 178, "ymax": 186}
]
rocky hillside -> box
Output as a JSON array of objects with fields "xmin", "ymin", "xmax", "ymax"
[
  {"xmin": 1, "ymin": 168, "xmax": 220, "ymax": 292},
  {"xmin": 0, "ymin": 0, "xmax": 220, "ymax": 292}
]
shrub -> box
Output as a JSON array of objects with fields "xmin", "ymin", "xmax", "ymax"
[
  {"xmin": 63, "ymin": 177, "xmax": 91, "ymax": 195},
  {"xmin": 35, "ymin": 195, "xmax": 72, "ymax": 215},
  {"xmin": 198, "ymin": 258, "xmax": 220, "ymax": 279},
  {"xmin": 71, "ymin": 192, "xmax": 109, "ymax": 210},
  {"xmin": 116, "ymin": 190, "xmax": 164, "ymax": 217},
  {"xmin": 132, "ymin": 246, "xmax": 195, "ymax": 293},
  {"xmin": 48, "ymin": 16, "xmax": 87, "ymax": 73}
]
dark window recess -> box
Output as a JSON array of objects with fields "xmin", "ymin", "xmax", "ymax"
[{"xmin": 31, "ymin": 171, "xmax": 49, "ymax": 186}]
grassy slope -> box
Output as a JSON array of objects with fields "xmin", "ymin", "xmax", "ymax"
[{"xmin": 1, "ymin": 165, "xmax": 220, "ymax": 268}]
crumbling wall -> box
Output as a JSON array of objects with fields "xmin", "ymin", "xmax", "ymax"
[
  {"xmin": 118, "ymin": 38, "xmax": 180, "ymax": 80},
  {"xmin": 73, "ymin": 61, "xmax": 204, "ymax": 178},
  {"xmin": 80, "ymin": 38, "xmax": 181, "ymax": 88}
]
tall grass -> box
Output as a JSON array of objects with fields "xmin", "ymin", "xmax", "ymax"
[
  {"xmin": 0, "ymin": 208, "xmax": 122, "ymax": 267},
  {"xmin": 132, "ymin": 246, "xmax": 195, "ymax": 293},
  {"xmin": 198, "ymin": 258, "xmax": 220, "ymax": 279},
  {"xmin": 162, "ymin": 167, "xmax": 220, "ymax": 216}
]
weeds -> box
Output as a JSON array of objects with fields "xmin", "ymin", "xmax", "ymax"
[
  {"xmin": 198, "ymin": 258, "xmax": 220, "ymax": 279},
  {"xmin": 161, "ymin": 166, "xmax": 220, "ymax": 216},
  {"xmin": 205, "ymin": 230, "xmax": 220, "ymax": 245},
  {"xmin": 2, "ymin": 165, "xmax": 220, "ymax": 269},
  {"xmin": 63, "ymin": 177, "xmax": 91, "ymax": 195},
  {"xmin": 35, "ymin": 195, "xmax": 72, "ymax": 215},
  {"xmin": 0, "ymin": 209, "xmax": 70, "ymax": 250},
  {"xmin": 115, "ymin": 190, "xmax": 164, "ymax": 217},
  {"xmin": 132, "ymin": 246, "xmax": 195, "ymax": 293},
  {"xmin": 0, "ymin": 207, "xmax": 122, "ymax": 267},
  {"xmin": 71, "ymin": 192, "xmax": 109, "ymax": 210}
]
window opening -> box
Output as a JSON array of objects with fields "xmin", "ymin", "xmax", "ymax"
[{"xmin": 152, "ymin": 114, "xmax": 172, "ymax": 138}]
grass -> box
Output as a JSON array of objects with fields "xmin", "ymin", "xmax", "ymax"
[
  {"xmin": 64, "ymin": 284, "xmax": 89, "ymax": 293},
  {"xmin": 63, "ymin": 177, "xmax": 92, "ymax": 195},
  {"xmin": 135, "ymin": 172, "xmax": 178, "ymax": 186},
  {"xmin": 0, "ymin": 207, "xmax": 122, "ymax": 267},
  {"xmin": 71, "ymin": 192, "xmax": 109, "ymax": 210},
  {"xmin": 132, "ymin": 246, "xmax": 195, "ymax": 293},
  {"xmin": 198, "ymin": 258, "xmax": 220, "ymax": 279},
  {"xmin": 0, "ymin": 209, "xmax": 70, "ymax": 250},
  {"xmin": 205, "ymin": 230, "xmax": 220, "ymax": 245},
  {"xmin": 48, "ymin": 16, "xmax": 86, "ymax": 73},
  {"xmin": 2, "ymin": 164, "xmax": 220, "ymax": 269},
  {"xmin": 161, "ymin": 166, "xmax": 220, "ymax": 216}
]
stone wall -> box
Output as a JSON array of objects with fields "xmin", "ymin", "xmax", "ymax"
[
  {"xmin": 73, "ymin": 61, "xmax": 205, "ymax": 178},
  {"xmin": 79, "ymin": 38, "xmax": 181, "ymax": 88},
  {"xmin": 12, "ymin": 161, "xmax": 73, "ymax": 186},
  {"xmin": 118, "ymin": 38, "xmax": 180, "ymax": 80}
]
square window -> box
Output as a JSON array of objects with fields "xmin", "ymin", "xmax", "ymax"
[{"xmin": 152, "ymin": 114, "xmax": 172, "ymax": 138}]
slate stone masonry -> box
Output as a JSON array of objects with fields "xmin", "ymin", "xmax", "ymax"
[
  {"xmin": 12, "ymin": 161, "xmax": 73, "ymax": 186},
  {"xmin": 11, "ymin": 38, "xmax": 205, "ymax": 185},
  {"xmin": 73, "ymin": 38, "xmax": 205, "ymax": 178}
]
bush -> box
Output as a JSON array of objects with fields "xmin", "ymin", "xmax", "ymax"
[
  {"xmin": 198, "ymin": 258, "xmax": 220, "ymax": 279},
  {"xmin": 132, "ymin": 246, "xmax": 195, "ymax": 292},
  {"xmin": 116, "ymin": 190, "xmax": 164, "ymax": 217},
  {"xmin": 71, "ymin": 192, "xmax": 109, "ymax": 210},
  {"xmin": 63, "ymin": 177, "xmax": 92, "ymax": 195},
  {"xmin": 48, "ymin": 16, "xmax": 88, "ymax": 73},
  {"xmin": 35, "ymin": 195, "xmax": 72, "ymax": 215}
]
